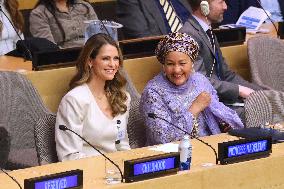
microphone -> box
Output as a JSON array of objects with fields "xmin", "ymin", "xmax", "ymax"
[
  {"xmin": 59, "ymin": 125, "xmax": 124, "ymax": 182},
  {"xmin": 0, "ymin": 5, "xmax": 32, "ymax": 60},
  {"xmin": 147, "ymin": 113, "xmax": 219, "ymax": 164},
  {"xmin": 0, "ymin": 127, "xmax": 22, "ymax": 189},
  {"xmin": 255, "ymin": 0, "xmax": 279, "ymax": 38}
]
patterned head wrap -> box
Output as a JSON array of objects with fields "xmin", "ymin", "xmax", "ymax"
[{"xmin": 155, "ymin": 32, "xmax": 199, "ymax": 64}]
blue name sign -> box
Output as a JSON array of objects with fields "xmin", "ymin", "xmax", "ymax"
[
  {"xmin": 218, "ymin": 137, "xmax": 272, "ymax": 164},
  {"xmin": 124, "ymin": 153, "xmax": 179, "ymax": 183},
  {"xmin": 24, "ymin": 170, "xmax": 83, "ymax": 189},
  {"xmin": 133, "ymin": 157, "xmax": 176, "ymax": 176},
  {"xmin": 34, "ymin": 175, "xmax": 78, "ymax": 189},
  {"xmin": 228, "ymin": 140, "xmax": 268, "ymax": 158}
]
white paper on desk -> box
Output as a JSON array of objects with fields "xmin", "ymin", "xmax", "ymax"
[
  {"xmin": 236, "ymin": 6, "xmax": 271, "ymax": 33},
  {"xmin": 149, "ymin": 143, "xmax": 179, "ymax": 153}
]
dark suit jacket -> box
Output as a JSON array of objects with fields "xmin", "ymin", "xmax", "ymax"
[
  {"xmin": 221, "ymin": 0, "xmax": 260, "ymax": 25},
  {"xmin": 179, "ymin": 15, "xmax": 262, "ymax": 103},
  {"xmin": 116, "ymin": 0, "xmax": 192, "ymax": 39},
  {"xmin": 278, "ymin": 0, "xmax": 284, "ymax": 20}
]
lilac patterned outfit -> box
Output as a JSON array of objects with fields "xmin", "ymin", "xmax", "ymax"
[{"xmin": 140, "ymin": 72, "xmax": 244, "ymax": 146}]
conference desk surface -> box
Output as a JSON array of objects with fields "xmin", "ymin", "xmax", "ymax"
[
  {"xmin": 0, "ymin": 56, "xmax": 32, "ymax": 72},
  {"xmin": 1, "ymin": 133, "xmax": 284, "ymax": 189}
]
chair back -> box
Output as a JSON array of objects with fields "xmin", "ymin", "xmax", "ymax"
[
  {"xmin": 120, "ymin": 69, "xmax": 145, "ymax": 148},
  {"xmin": 247, "ymin": 36, "xmax": 284, "ymax": 91},
  {"xmin": 245, "ymin": 91, "xmax": 273, "ymax": 128},
  {"xmin": 245, "ymin": 90, "xmax": 284, "ymax": 127},
  {"xmin": 127, "ymin": 100, "xmax": 146, "ymax": 148},
  {"xmin": 0, "ymin": 71, "xmax": 52, "ymax": 169},
  {"xmin": 34, "ymin": 114, "xmax": 58, "ymax": 165}
]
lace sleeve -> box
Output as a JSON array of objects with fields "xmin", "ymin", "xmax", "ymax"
[{"xmin": 140, "ymin": 88, "xmax": 194, "ymax": 145}]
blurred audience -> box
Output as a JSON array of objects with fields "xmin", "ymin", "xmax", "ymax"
[
  {"xmin": 116, "ymin": 0, "xmax": 192, "ymax": 39},
  {"xmin": 260, "ymin": 0, "xmax": 284, "ymax": 22},
  {"xmin": 221, "ymin": 0, "xmax": 259, "ymax": 25},
  {"xmin": 221, "ymin": 0, "xmax": 284, "ymax": 25},
  {"xmin": 29, "ymin": 0, "xmax": 97, "ymax": 48},
  {"xmin": 0, "ymin": 0, "xmax": 24, "ymax": 55}
]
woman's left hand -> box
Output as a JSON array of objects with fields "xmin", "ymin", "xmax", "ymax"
[{"xmin": 188, "ymin": 92, "xmax": 211, "ymax": 117}]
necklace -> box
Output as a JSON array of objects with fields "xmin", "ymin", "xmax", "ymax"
[
  {"xmin": 87, "ymin": 82, "xmax": 106, "ymax": 101},
  {"xmin": 93, "ymin": 92, "xmax": 106, "ymax": 101},
  {"xmin": 94, "ymin": 93, "xmax": 105, "ymax": 101}
]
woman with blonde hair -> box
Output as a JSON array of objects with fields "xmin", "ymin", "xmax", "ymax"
[
  {"xmin": 0, "ymin": 0, "xmax": 24, "ymax": 55},
  {"xmin": 55, "ymin": 33, "xmax": 131, "ymax": 161}
]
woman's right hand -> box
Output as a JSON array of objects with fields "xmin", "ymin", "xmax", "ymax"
[{"xmin": 189, "ymin": 92, "xmax": 211, "ymax": 117}]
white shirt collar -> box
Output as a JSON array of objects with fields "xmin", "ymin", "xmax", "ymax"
[{"xmin": 192, "ymin": 15, "xmax": 211, "ymax": 32}]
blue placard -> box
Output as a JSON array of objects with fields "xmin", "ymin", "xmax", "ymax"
[
  {"xmin": 24, "ymin": 170, "xmax": 83, "ymax": 189},
  {"xmin": 133, "ymin": 157, "xmax": 176, "ymax": 176},
  {"xmin": 34, "ymin": 175, "xmax": 78, "ymax": 189},
  {"xmin": 124, "ymin": 152, "xmax": 179, "ymax": 182},
  {"xmin": 227, "ymin": 140, "xmax": 268, "ymax": 158},
  {"xmin": 218, "ymin": 137, "xmax": 272, "ymax": 164}
]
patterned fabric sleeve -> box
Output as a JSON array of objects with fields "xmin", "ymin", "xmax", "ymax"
[
  {"xmin": 198, "ymin": 74, "xmax": 244, "ymax": 129},
  {"xmin": 140, "ymin": 87, "xmax": 194, "ymax": 145}
]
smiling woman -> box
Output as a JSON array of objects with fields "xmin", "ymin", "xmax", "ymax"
[
  {"xmin": 55, "ymin": 33, "xmax": 131, "ymax": 161},
  {"xmin": 140, "ymin": 32, "xmax": 244, "ymax": 146},
  {"xmin": 163, "ymin": 51, "xmax": 194, "ymax": 86}
]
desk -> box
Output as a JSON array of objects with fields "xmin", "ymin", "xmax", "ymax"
[
  {"xmin": 0, "ymin": 56, "xmax": 32, "ymax": 72},
  {"xmin": 1, "ymin": 134, "xmax": 284, "ymax": 189}
]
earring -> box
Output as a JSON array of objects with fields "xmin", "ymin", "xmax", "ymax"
[{"xmin": 89, "ymin": 64, "xmax": 92, "ymax": 69}]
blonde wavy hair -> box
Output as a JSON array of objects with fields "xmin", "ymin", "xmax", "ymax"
[{"xmin": 70, "ymin": 33, "xmax": 128, "ymax": 117}]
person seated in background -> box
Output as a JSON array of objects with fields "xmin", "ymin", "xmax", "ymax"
[
  {"xmin": 221, "ymin": 0, "xmax": 283, "ymax": 25},
  {"xmin": 0, "ymin": 0, "xmax": 24, "ymax": 55},
  {"xmin": 260, "ymin": 0, "xmax": 284, "ymax": 23},
  {"xmin": 116, "ymin": 0, "xmax": 192, "ymax": 39},
  {"xmin": 140, "ymin": 32, "xmax": 243, "ymax": 146},
  {"xmin": 220, "ymin": 0, "xmax": 259, "ymax": 25},
  {"xmin": 179, "ymin": 0, "xmax": 263, "ymax": 121},
  {"xmin": 55, "ymin": 33, "xmax": 131, "ymax": 161},
  {"xmin": 29, "ymin": 0, "xmax": 97, "ymax": 49}
]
